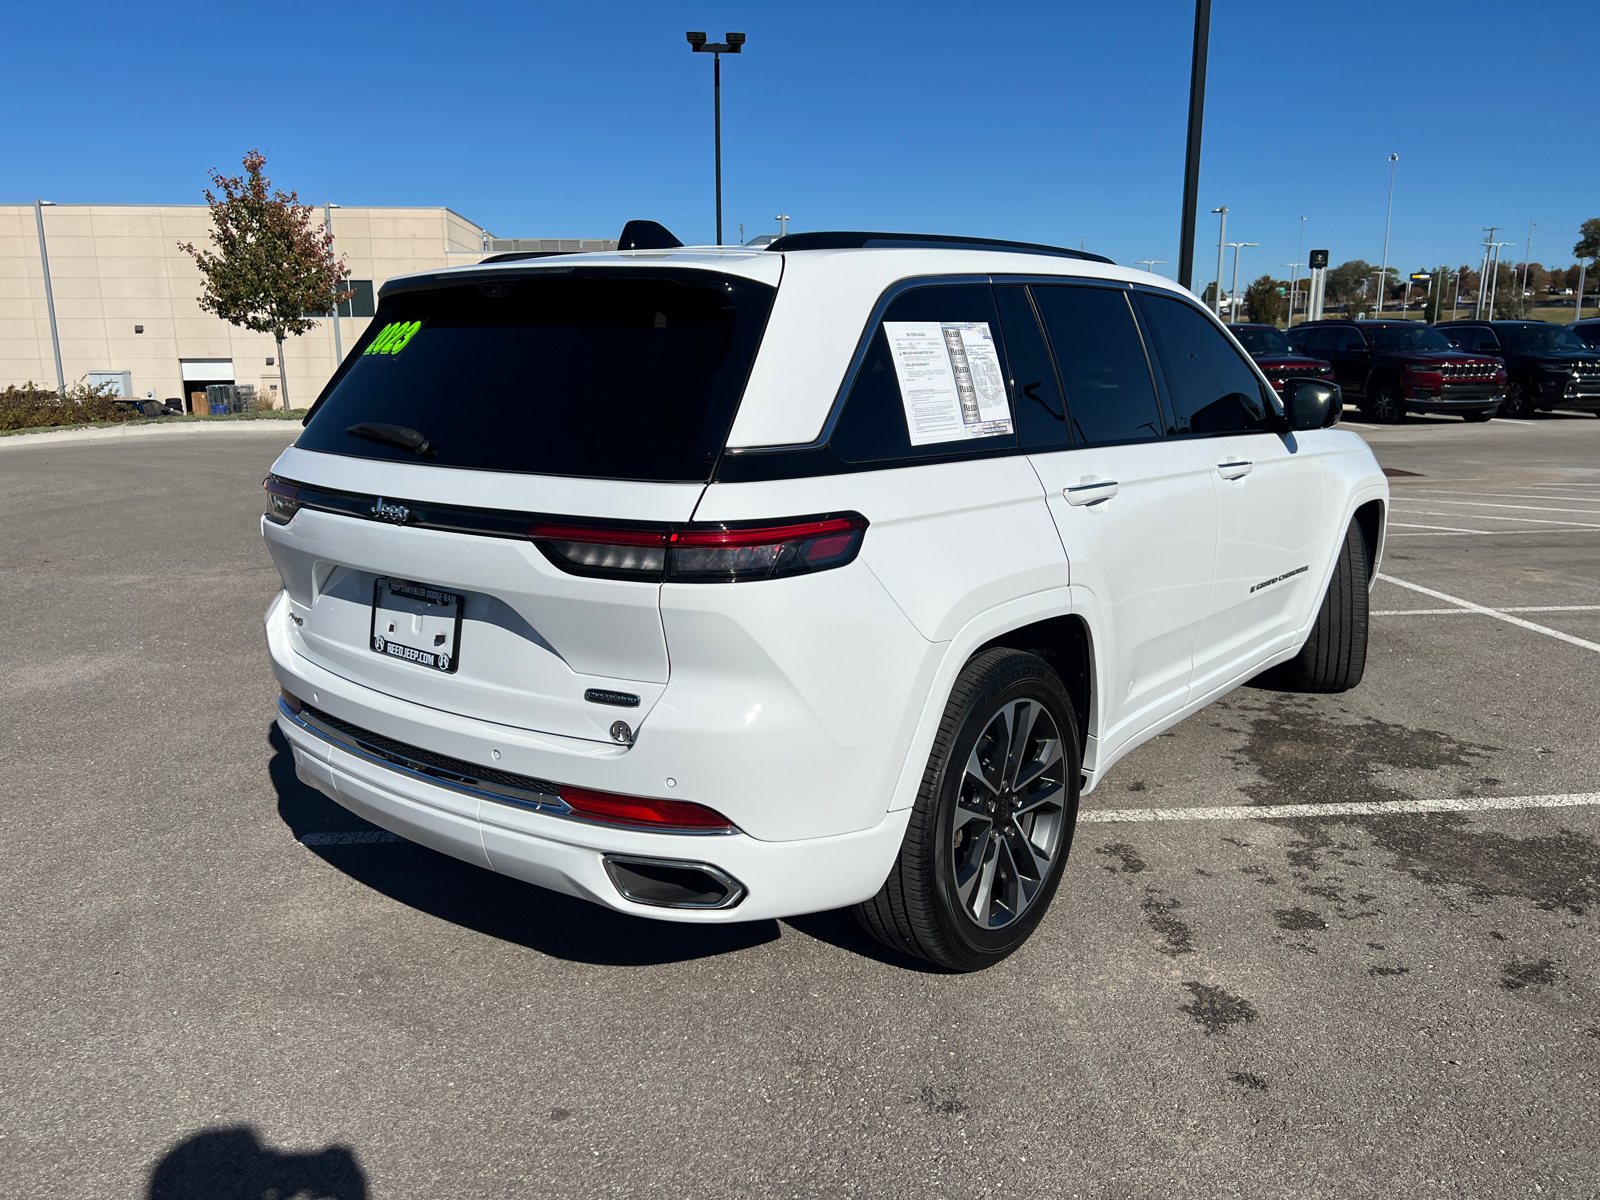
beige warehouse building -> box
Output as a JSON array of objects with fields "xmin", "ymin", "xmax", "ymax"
[{"xmin": 0, "ymin": 203, "xmax": 613, "ymax": 410}]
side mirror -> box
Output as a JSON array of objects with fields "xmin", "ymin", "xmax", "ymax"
[{"xmin": 1283, "ymin": 377, "xmax": 1342, "ymax": 430}]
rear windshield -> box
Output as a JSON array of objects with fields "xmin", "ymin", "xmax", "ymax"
[{"xmin": 297, "ymin": 268, "xmax": 776, "ymax": 481}]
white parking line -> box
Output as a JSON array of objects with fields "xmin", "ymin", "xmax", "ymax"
[
  {"xmin": 1388, "ymin": 528, "xmax": 1600, "ymax": 538},
  {"xmin": 1387, "ymin": 520, "xmax": 1489, "ymax": 534},
  {"xmin": 1369, "ymin": 604, "xmax": 1600, "ymax": 614},
  {"xmin": 1377, "ymin": 573, "xmax": 1600, "ymax": 653},
  {"xmin": 1080, "ymin": 792, "xmax": 1600, "ymax": 824},
  {"xmin": 1391, "ymin": 507, "xmax": 1600, "ymax": 530},
  {"xmin": 1409, "ymin": 489, "xmax": 1600, "ymax": 505},
  {"xmin": 1391, "ymin": 498, "xmax": 1600, "ymax": 516}
]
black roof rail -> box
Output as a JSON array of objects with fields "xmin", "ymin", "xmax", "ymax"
[
  {"xmin": 765, "ymin": 230, "xmax": 1114, "ymax": 264},
  {"xmin": 479, "ymin": 250, "xmax": 575, "ymax": 264}
]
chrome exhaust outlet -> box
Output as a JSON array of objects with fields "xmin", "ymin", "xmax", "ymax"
[{"xmin": 602, "ymin": 855, "xmax": 746, "ymax": 911}]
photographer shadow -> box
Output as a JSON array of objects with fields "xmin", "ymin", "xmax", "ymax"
[
  {"xmin": 269, "ymin": 724, "xmax": 779, "ymax": 966},
  {"xmin": 147, "ymin": 1126, "xmax": 364, "ymax": 1200}
]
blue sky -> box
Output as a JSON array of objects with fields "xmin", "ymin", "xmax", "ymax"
[{"xmin": 6, "ymin": 1, "xmax": 1596, "ymax": 293}]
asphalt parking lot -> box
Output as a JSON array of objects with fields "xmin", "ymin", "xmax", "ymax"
[{"xmin": 3, "ymin": 414, "xmax": 1597, "ymax": 1199}]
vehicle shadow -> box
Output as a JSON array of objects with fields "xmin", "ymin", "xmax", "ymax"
[
  {"xmin": 147, "ymin": 1125, "xmax": 366, "ymax": 1200},
  {"xmin": 268, "ymin": 724, "xmax": 780, "ymax": 966}
]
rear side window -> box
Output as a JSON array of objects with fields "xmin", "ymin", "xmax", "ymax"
[
  {"xmin": 297, "ymin": 269, "xmax": 775, "ymax": 481},
  {"xmin": 831, "ymin": 284, "xmax": 1017, "ymax": 463},
  {"xmin": 994, "ymin": 286, "xmax": 1070, "ymax": 451},
  {"xmin": 1031, "ymin": 285, "xmax": 1163, "ymax": 445},
  {"xmin": 1139, "ymin": 293, "xmax": 1273, "ymax": 435}
]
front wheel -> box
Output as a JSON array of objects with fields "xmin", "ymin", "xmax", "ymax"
[
  {"xmin": 856, "ymin": 649, "xmax": 1081, "ymax": 971},
  {"xmin": 1363, "ymin": 378, "xmax": 1403, "ymax": 423},
  {"xmin": 1261, "ymin": 519, "xmax": 1369, "ymax": 693},
  {"xmin": 1498, "ymin": 380, "xmax": 1534, "ymax": 419}
]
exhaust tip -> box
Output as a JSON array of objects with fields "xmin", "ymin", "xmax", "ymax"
[{"xmin": 602, "ymin": 855, "xmax": 746, "ymax": 910}]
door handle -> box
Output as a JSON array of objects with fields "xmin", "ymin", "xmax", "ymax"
[
  {"xmin": 1064, "ymin": 478, "xmax": 1120, "ymax": 506},
  {"xmin": 1216, "ymin": 458, "xmax": 1253, "ymax": 481}
]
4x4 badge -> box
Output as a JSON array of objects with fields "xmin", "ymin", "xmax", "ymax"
[{"xmin": 371, "ymin": 498, "xmax": 410, "ymax": 524}]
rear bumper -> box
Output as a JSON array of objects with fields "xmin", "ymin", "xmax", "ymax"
[{"xmin": 267, "ymin": 592, "xmax": 911, "ymax": 922}]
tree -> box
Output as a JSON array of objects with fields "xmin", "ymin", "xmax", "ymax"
[
  {"xmin": 1575, "ymin": 218, "xmax": 1600, "ymax": 262},
  {"xmin": 1326, "ymin": 259, "xmax": 1372, "ymax": 304},
  {"xmin": 1244, "ymin": 274, "xmax": 1285, "ymax": 326},
  {"xmin": 179, "ymin": 149, "xmax": 349, "ymax": 409}
]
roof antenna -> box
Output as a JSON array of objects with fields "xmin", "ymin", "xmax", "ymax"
[{"xmin": 618, "ymin": 220, "xmax": 684, "ymax": 251}]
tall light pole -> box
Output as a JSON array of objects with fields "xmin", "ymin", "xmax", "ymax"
[
  {"xmin": 686, "ymin": 31, "xmax": 746, "ymax": 246},
  {"xmin": 1518, "ymin": 219, "xmax": 1535, "ymax": 317},
  {"xmin": 1486, "ymin": 241, "xmax": 1514, "ymax": 317},
  {"xmin": 32, "ymin": 200, "xmax": 65, "ymax": 394},
  {"xmin": 1135, "ymin": 259, "xmax": 1167, "ymax": 274},
  {"xmin": 324, "ymin": 202, "xmax": 343, "ymax": 367},
  {"xmin": 1225, "ymin": 241, "xmax": 1257, "ymax": 317},
  {"xmin": 1577, "ymin": 256, "xmax": 1591, "ymax": 322},
  {"xmin": 1378, "ymin": 153, "xmax": 1398, "ymax": 316},
  {"xmin": 1474, "ymin": 228, "xmax": 1498, "ymax": 319},
  {"xmin": 1210, "ymin": 206, "xmax": 1228, "ymax": 315},
  {"xmin": 775, "ymin": 213, "xmax": 790, "ymax": 237},
  {"xmin": 1177, "ymin": 0, "xmax": 1212, "ymax": 293},
  {"xmin": 1283, "ymin": 263, "xmax": 1302, "ymax": 326}
]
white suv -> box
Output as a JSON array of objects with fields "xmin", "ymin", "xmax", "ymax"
[{"xmin": 263, "ymin": 230, "xmax": 1388, "ymax": 970}]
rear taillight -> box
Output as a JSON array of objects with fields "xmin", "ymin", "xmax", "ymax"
[
  {"xmin": 529, "ymin": 513, "xmax": 868, "ymax": 583},
  {"xmin": 559, "ymin": 785, "xmax": 737, "ymax": 832},
  {"xmin": 263, "ymin": 477, "xmax": 301, "ymax": 524}
]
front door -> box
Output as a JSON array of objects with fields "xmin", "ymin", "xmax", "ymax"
[
  {"xmin": 1000, "ymin": 283, "xmax": 1218, "ymax": 761},
  {"xmin": 1136, "ymin": 291, "xmax": 1327, "ymax": 694}
]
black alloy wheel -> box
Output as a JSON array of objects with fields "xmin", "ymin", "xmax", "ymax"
[
  {"xmin": 1498, "ymin": 379, "xmax": 1535, "ymax": 419},
  {"xmin": 1363, "ymin": 378, "xmax": 1403, "ymax": 423},
  {"xmin": 856, "ymin": 649, "xmax": 1081, "ymax": 972}
]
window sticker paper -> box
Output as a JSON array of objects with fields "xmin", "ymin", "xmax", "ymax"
[{"xmin": 883, "ymin": 321, "xmax": 1013, "ymax": 445}]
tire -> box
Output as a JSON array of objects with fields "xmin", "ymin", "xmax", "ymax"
[
  {"xmin": 1363, "ymin": 377, "xmax": 1403, "ymax": 423},
  {"xmin": 1461, "ymin": 410, "xmax": 1491, "ymax": 423},
  {"xmin": 856, "ymin": 649, "xmax": 1081, "ymax": 972},
  {"xmin": 1498, "ymin": 379, "xmax": 1534, "ymax": 419},
  {"xmin": 1265, "ymin": 520, "xmax": 1369, "ymax": 693}
]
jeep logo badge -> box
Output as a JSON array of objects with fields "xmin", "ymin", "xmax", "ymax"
[{"xmin": 371, "ymin": 498, "xmax": 410, "ymax": 524}]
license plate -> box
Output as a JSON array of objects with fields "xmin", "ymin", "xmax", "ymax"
[{"xmin": 370, "ymin": 578, "xmax": 463, "ymax": 673}]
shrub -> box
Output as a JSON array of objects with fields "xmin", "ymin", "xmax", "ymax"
[{"xmin": 0, "ymin": 380, "xmax": 135, "ymax": 431}]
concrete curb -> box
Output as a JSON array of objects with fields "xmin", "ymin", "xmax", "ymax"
[{"xmin": 0, "ymin": 419, "xmax": 304, "ymax": 451}]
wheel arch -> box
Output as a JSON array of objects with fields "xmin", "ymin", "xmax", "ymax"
[
  {"xmin": 976, "ymin": 614, "xmax": 1093, "ymax": 757},
  {"xmin": 1353, "ymin": 497, "xmax": 1385, "ymax": 581}
]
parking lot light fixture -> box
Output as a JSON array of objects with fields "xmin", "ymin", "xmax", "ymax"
[
  {"xmin": 1577, "ymin": 256, "xmax": 1591, "ymax": 322},
  {"xmin": 1283, "ymin": 263, "xmax": 1301, "ymax": 326},
  {"xmin": 1135, "ymin": 260, "xmax": 1167, "ymax": 274},
  {"xmin": 1225, "ymin": 241, "xmax": 1257, "ymax": 316},
  {"xmin": 687, "ymin": 31, "xmax": 746, "ymax": 246},
  {"xmin": 1210, "ymin": 206, "xmax": 1228, "ymax": 315},
  {"xmin": 1378, "ymin": 153, "xmax": 1398, "ymax": 316}
]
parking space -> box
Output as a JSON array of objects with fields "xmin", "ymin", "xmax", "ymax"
[{"xmin": 2, "ymin": 421, "xmax": 1597, "ymax": 1198}]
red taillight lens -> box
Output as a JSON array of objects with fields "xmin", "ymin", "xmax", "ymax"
[
  {"xmin": 559, "ymin": 785, "xmax": 737, "ymax": 832},
  {"xmin": 528, "ymin": 514, "xmax": 868, "ymax": 583},
  {"xmin": 263, "ymin": 477, "xmax": 302, "ymax": 523}
]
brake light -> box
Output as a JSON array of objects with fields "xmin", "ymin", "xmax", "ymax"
[
  {"xmin": 559, "ymin": 785, "xmax": 737, "ymax": 832},
  {"xmin": 529, "ymin": 514, "xmax": 868, "ymax": 583},
  {"xmin": 263, "ymin": 477, "xmax": 302, "ymax": 523}
]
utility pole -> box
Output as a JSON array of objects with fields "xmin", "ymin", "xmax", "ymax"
[
  {"xmin": 1210, "ymin": 206, "xmax": 1228, "ymax": 315},
  {"xmin": 1177, "ymin": 0, "xmax": 1212, "ymax": 293},
  {"xmin": 1225, "ymin": 241, "xmax": 1257, "ymax": 317},
  {"xmin": 686, "ymin": 31, "xmax": 746, "ymax": 245},
  {"xmin": 1518, "ymin": 219, "xmax": 1535, "ymax": 317},
  {"xmin": 1378, "ymin": 153, "xmax": 1398, "ymax": 316},
  {"xmin": 1135, "ymin": 260, "xmax": 1167, "ymax": 274},
  {"xmin": 32, "ymin": 200, "xmax": 65, "ymax": 394}
]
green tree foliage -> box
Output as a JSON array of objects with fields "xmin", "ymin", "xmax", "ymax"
[
  {"xmin": 178, "ymin": 150, "xmax": 349, "ymax": 408},
  {"xmin": 1574, "ymin": 218, "xmax": 1600, "ymax": 261},
  {"xmin": 1489, "ymin": 262, "xmax": 1521, "ymax": 319},
  {"xmin": 1243, "ymin": 274, "xmax": 1285, "ymax": 326},
  {"xmin": 1325, "ymin": 259, "xmax": 1372, "ymax": 303}
]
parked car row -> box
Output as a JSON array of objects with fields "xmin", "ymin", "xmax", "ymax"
[{"xmin": 1226, "ymin": 318, "xmax": 1600, "ymax": 424}]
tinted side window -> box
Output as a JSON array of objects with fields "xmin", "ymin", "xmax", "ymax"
[
  {"xmin": 1477, "ymin": 330, "xmax": 1502, "ymax": 352},
  {"xmin": 994, "ymin": 285, "xmax": 1069, "ymax": 450},
  {"xmin": 1140, "ymin": 294, "xmax": 1273, "ymax": 435},
  {"xmin": 1337, "ymin": 328, "xmax": 1368, "ymax": 352},
  {"xmin": 831, "ymin": 284, "xmax": 1016, "ymax": 464},
  {"xmin": 1030, "ymin": 285, "xmax": 1162, "ymax": 445}
]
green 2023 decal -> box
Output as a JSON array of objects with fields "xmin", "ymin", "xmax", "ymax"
[{"xmin": 364, "ymin": 320, "xmax": 422, "ymax": 356}]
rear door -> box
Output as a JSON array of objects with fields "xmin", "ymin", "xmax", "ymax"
[
  {"xmin": 1136, "ymin": 291, "xmax": 1325, "ymax": 693},
  {"xmin": 1007, "ymin": 283, "xmax": 1218, "ymax": 756},
  {"xmin": 263, "ymin": 261, "xmax": 780, "ymax": 742}
]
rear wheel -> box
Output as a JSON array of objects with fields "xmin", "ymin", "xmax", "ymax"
[
  {"xmin": 856, "ymin": 649, "xmax": 1080, "ymax": 972},
  {"xmin": 1363, "ymin": 378, "xmax": 1403, "ymax": 423},
  {"xmin": 1262, "ymin": 520, "xmax": 1369, "ymax": 693}
]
